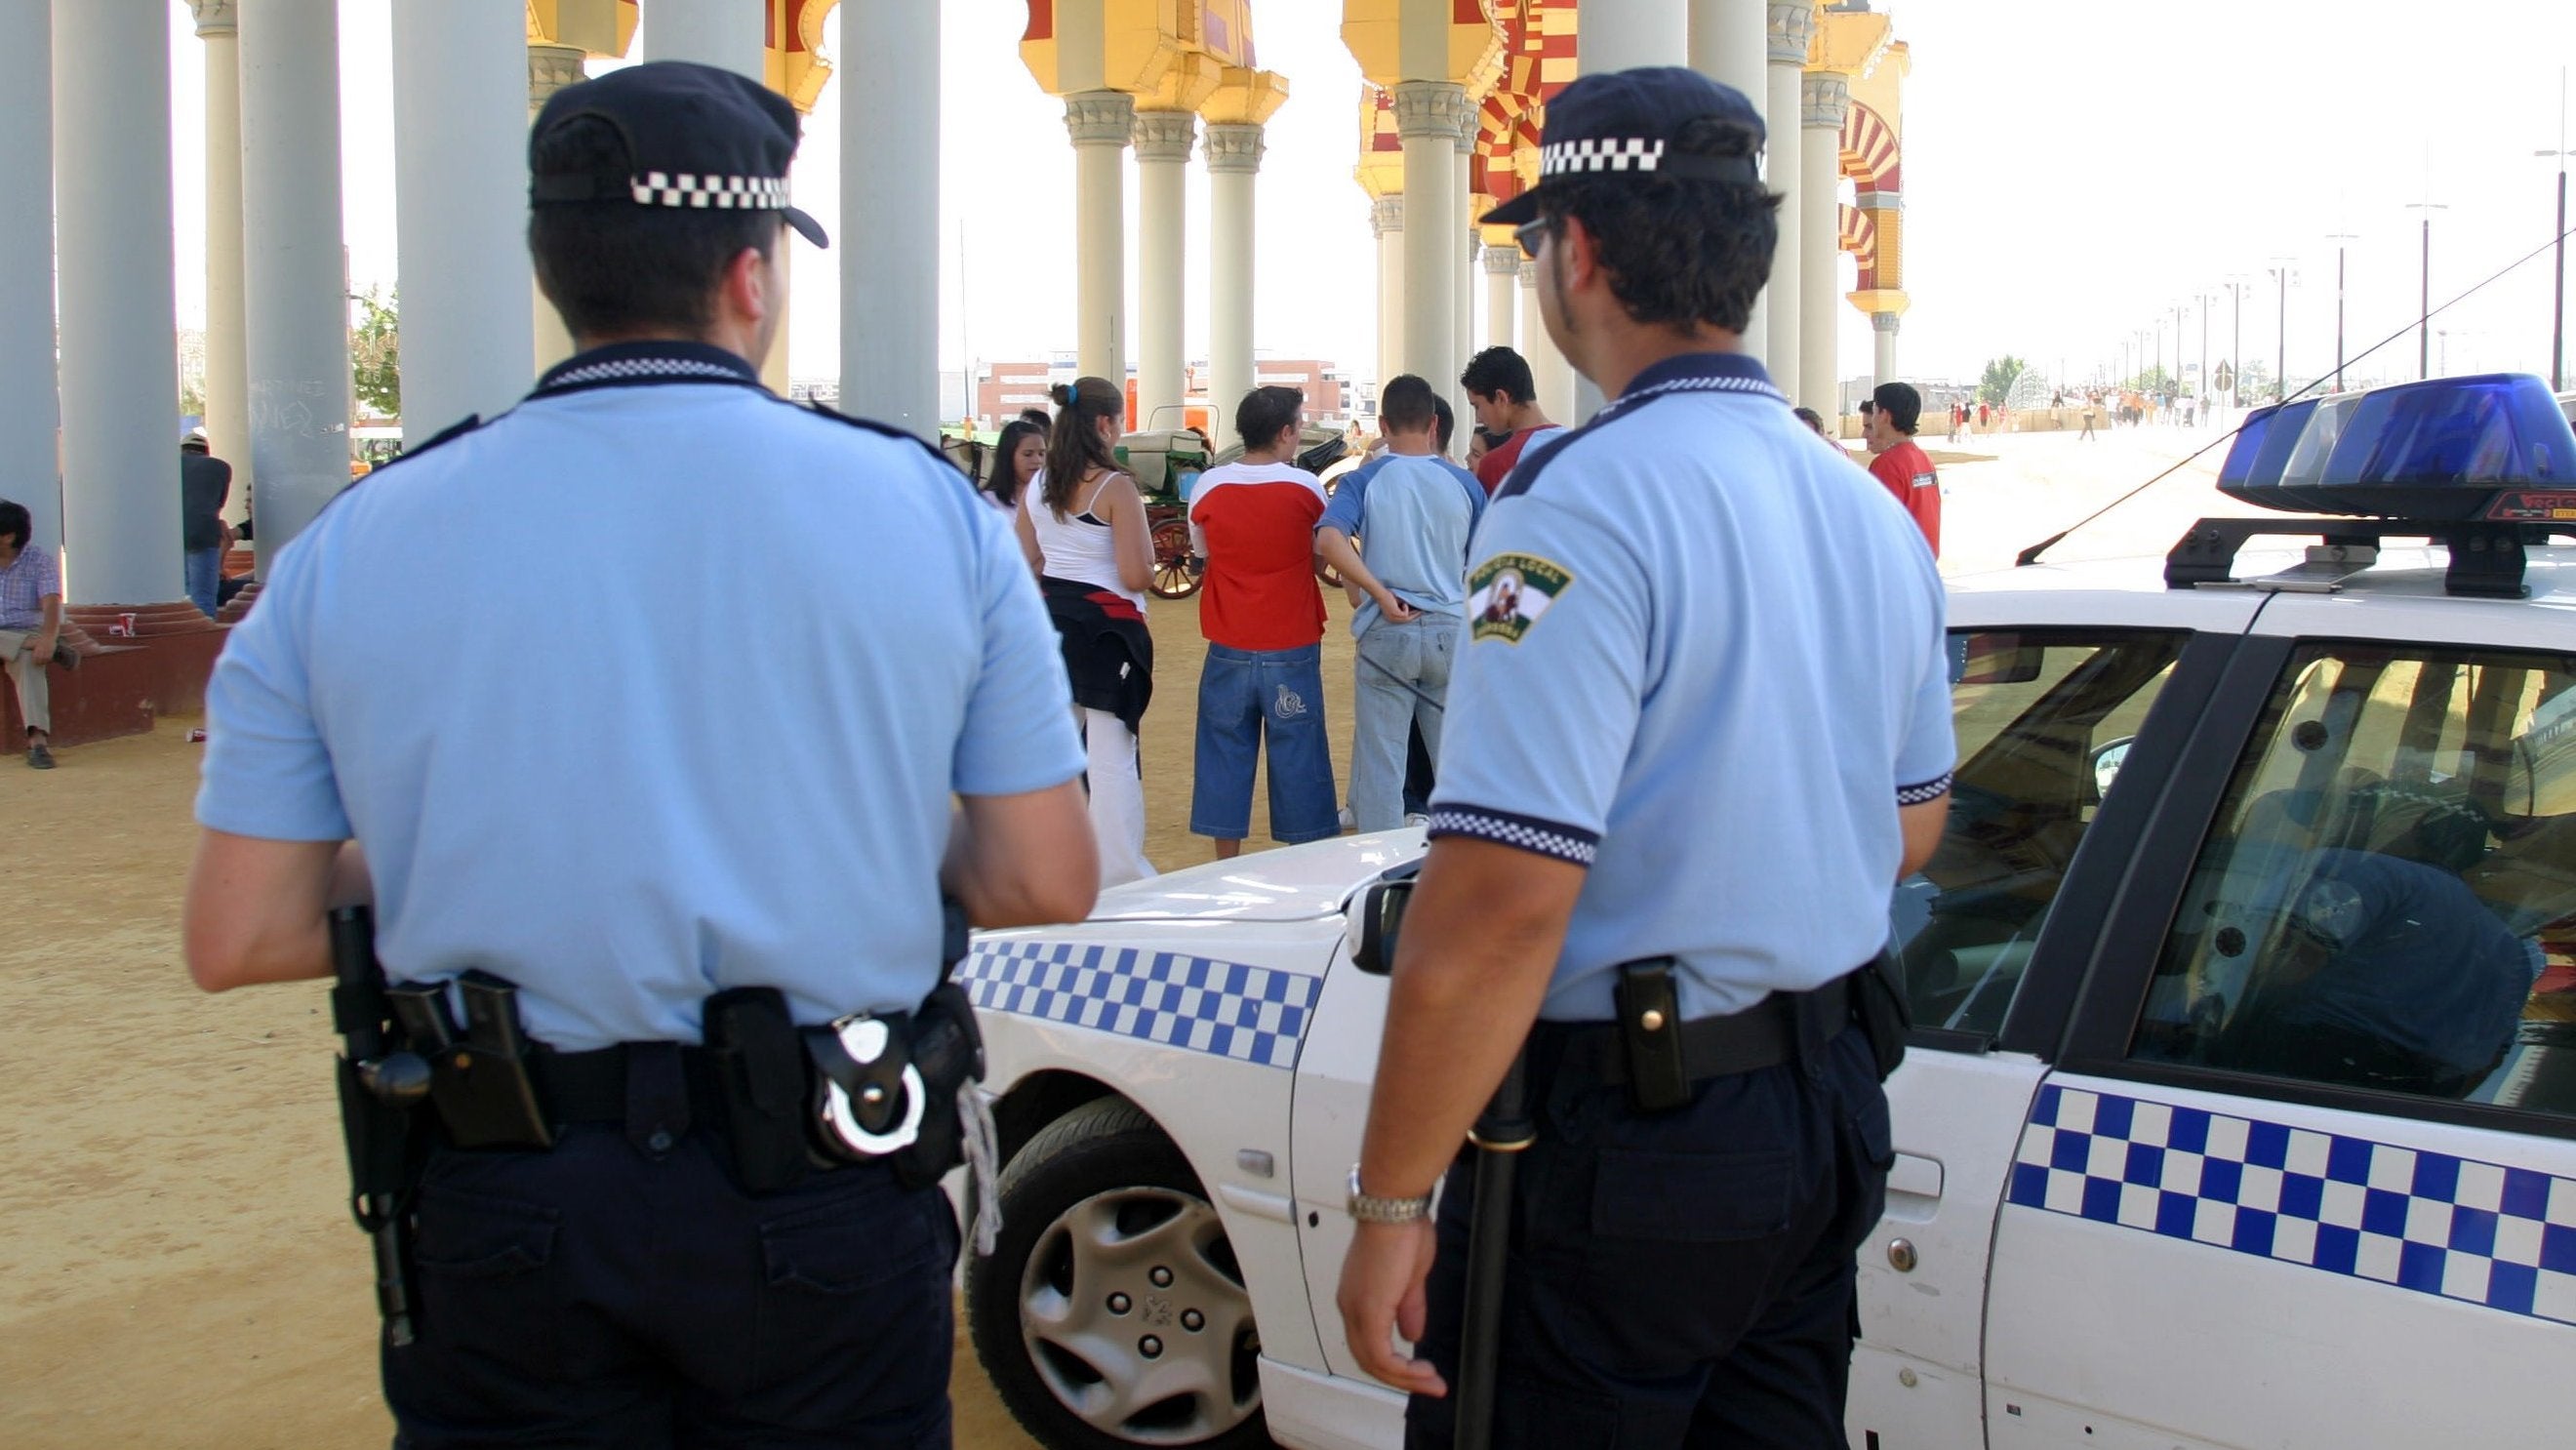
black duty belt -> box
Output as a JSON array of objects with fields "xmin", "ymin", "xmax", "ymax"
[
  {"xmin": 530, "ymin": 1042, "xmax": 729, "ymax": 1127},
  {"xmin": 1550, "ymin": 971, "xmax": 1853, "ymax": 1088}
]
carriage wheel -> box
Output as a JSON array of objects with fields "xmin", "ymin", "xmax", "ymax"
[{"xmin": 1150, "ymin": 519, "xmax": 1200, "ymax": 600}]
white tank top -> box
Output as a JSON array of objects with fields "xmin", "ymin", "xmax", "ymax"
[{"xmin": 1024, "ymin": 470, "xmax": 1147, "ymax": 613}]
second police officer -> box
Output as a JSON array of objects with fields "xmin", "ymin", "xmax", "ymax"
[
  {"xmin": 1335, "ymin": 68, "xmax": 1956, "ymax": 1448},
  {"xmin": 182, "ymin": 63, "xmax": 1099, "ymax": 1446}
]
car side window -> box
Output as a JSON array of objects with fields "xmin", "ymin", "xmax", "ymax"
[
  {"xmin": 1892, "ymin": 629, "xmax": 2189, "ymax": 1041},
  {"xmin": 2131, "ymin": 645, "xmax": 2576, "ymax": 1116}
]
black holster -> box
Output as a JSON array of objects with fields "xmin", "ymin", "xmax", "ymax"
[{"xmin": 1852, "ymin": 948, "xmax": 1912, "ymax": 1081}]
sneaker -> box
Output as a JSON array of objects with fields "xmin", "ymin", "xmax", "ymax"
[
  {"xmin": 1404, "ymin": 812, "xmax": 1431, "ymax": 827},
  {"xmin": 1338, "ymin": 806, "xmax": 1355, "ymax": 831},
  {"xmin": 27, "ymin": 743, "xmax": 55, "ymax": 769}
]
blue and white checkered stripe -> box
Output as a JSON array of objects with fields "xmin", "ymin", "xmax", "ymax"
[
  {"xmin": 958, "ymin": 942, "xmax": 1321, "ymax": 1069},
  {"xmin": 2007, "ymin": 1084, "xmax": 2576, "ymax": 1327}
]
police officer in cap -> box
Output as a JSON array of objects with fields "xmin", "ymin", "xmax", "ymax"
[
  {"xmin": 1335, "ymin": 67, "xmax": 1953, "ymax": 1447},
  {"xmin": 184, "ymin": 61, "xmax": 1098, "ymax": 1445}
]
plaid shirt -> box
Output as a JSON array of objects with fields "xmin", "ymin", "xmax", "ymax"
[{"xmin": 0, "ymin": 544, "xmax": 61, "ymax": 631}]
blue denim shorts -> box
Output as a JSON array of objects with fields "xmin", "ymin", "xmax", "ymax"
[{"xmin": 1190, "ymin": 642, "xmax": 1339, "ymax": 844}]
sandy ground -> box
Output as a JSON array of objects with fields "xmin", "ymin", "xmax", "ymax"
[{"xmin": 0, "ymin": 423, "xmax": 2226, "ymax": 1447}]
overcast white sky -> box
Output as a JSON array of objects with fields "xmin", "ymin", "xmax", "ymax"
[{"xmin": 165, "ymin": 1, "xmax": 2576, "ymax": 394}]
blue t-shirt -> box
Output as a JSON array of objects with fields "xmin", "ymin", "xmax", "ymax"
[
  {"xmin": 196, "ymin": 342, "xmax": 1087, "ymax": 1052},
  {"xmin": 1427, "ymin": 352, "xmax": 1954, "ymax": 1022},
  {"xmin": 1315, "ymin": 451, "xmax": 1486, "ymax": 635}
]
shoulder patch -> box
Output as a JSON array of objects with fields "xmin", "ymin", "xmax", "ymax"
[
  {"xmin": 1466, "ymin": 552, "xmax": 1575, "ymax": 643},
  {"xmin": 793, "ymin": 397, "xmax": 960, "ymax": 475}
]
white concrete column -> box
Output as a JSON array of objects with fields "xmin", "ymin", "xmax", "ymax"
[
  {"xmin": 1579, "ymin": 0, "xmax": 1688, "ymax": 70},
  {"xmin": 528, "ymin": 45, "xmax": 585, "ymax": 373},
  {"xmin": 1483, "ymin": 244, "xmax": 1518, "ymax": 359},
  {"xmin": 191, "ymin": 1, "xmax": 250, "ymax": 523},
  {"xmin": 841, "ymin": 0, "xmax": 940, "ymax": 437},
  {"xmin": 1, "ymin": 0, "xmax": 57, "ymax": 556},
  {"xmin": 1799, "ymin": 72, "xmax": 1849, "ymax": 417},
  {"xmin": 52, "ymin": 0, "xmax": 181, "ymax": 601},
  {"xmin": 1373, "ymin": 195, "xmax": 1405, "ymax": 392},
  {"xmin": 1392, "ymin": 82, "xmax": 1471, "ymax": 404},
  {"xmin": 1454, "ymin": 137, "xmax": 1473, "ymax": 401},
  {"xmin": 638, "ymin": 0, "xmax": 763, "ymax": 76},
  {"xmin": 1133, "ymin": 110, "xmax": 1195, "ymax": 431},
  {"xmin": 238, "ymin": 0, "xmax": 351, "ymax": 556},
  {"xmin": 1066, "ymin": 91, "xmax": 1136, "ymax": 386},
  {"xmin": 1762, "ymin": 2, "xmax": 1810, "ymax": 397},
  {"xmin": 1873, "ymin": 311, "xmax": 1900, "ymax": 387},
  {"xmin": 1205, "ymin": 122, "xmax": 1267, "ymax": 425},
  {"xmin": 1521, "ymin": 260, "xmax": 1577, "ymax": 423},
  {"xmin": 1690, "ymin": 0, "xmax": 1767, "ymax": 360},
  {"xmin": 393, "ymin": 0, "xmax": 533, "ymax": 437}
]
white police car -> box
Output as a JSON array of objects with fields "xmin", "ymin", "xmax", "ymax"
[{"xmin": 958, "ymin": 376, "xmax": 2576, "ymax": 1450}]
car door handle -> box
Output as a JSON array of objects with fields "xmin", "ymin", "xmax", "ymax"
[{"xmin": 1888, "ymin": 1152, "xmax": 1944, "ymax": 1203}]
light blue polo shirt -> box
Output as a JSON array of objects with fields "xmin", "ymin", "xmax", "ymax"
[
  {"xmin": 1428, "ymin": 352, "xmax": 1953, "ymax": 1023},
  {"xmin": 197, "ymin": 342, "xmax": 1086, "ymax": 1052},
  {"xmin": 1315, "ymin": 451, "xmax": 1486, "ymax": 635}
]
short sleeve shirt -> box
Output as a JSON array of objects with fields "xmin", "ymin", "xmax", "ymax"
[
  {"xmin": 1316, "ymin": 452, "xmax": 1486, "ymax": 634},
  {"xmin": 196, "ymin": 342, "xmax": 1086, "ymax": 1052},
  {"xmin": 1473, "ymin": 424, "xmax": 1568, "ymax": 496},
  {"xmin": 1187, "ymin": 462, "xmax": 1327, "ymax": 651},
  {"xmin": 1869, "ymin": 438, "xmax": 1941, "ymax": 556},
  {"xmin": 1429, "ymin": 353, "xmax": 1953, "ymax": 1023},
  {"xmin": 0, "ymin": 544, "xmax": 60, "ymax": 630}
]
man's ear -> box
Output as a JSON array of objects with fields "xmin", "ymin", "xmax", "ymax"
[
  {"xmin": 1555, "ymin": 215, "xmax": 1601, "ymax": 296},
  {"xmin": 722, "ymin": 246, "xmax": 774, "ymax": 325}
]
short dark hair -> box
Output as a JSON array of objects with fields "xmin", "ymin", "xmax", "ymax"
[
  {"xmin": 1019, "ymin": 407, "xmax": 1053, "ymax": 431},
  {"xmin": 0, "ymin": 500, "xmax": 29, "ymax": 550},
  {"xmin": 1460, "ymin": 346, "xmax": 1536, "ymax": 405},
  {"xmin": 528, "ymin": 115, "xmax": 780, "ymax": 340},
  {"xmin": 1539, "ymin": 116, "xmax": 1776, "ymax": 334},
  {"xmin": 1380, "ymin": 375, "xmax": 1437, "ymax": 433},
  {"xmin": 1235, "ymin": 384, "xmax": 1302, "ymax": 453},
  {"xmin": 1431, "ymin": 396, "xmax": 1455, "ymax": 455}
]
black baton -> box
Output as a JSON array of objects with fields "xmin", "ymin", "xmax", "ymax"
[{"xmin": 1454, "ymin": 1050, "xmax": 1534, "ymax": 1450}]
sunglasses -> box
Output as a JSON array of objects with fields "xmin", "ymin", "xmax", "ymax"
[{"xmin": 1513, "ymin": 217, "xmax": 1558, "ymax": 261}]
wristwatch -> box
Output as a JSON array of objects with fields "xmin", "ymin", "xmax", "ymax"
[{"xmin": 1346, "ymin": 1165, "xmax": 1432, "ymax": 1225}]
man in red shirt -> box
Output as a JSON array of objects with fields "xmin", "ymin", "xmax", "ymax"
[
  {"xmin": 1863, "ymin": 381, "xmax": 1941, "ymax": 556},
  {"xmin": 1187, "ymin": 385, "xmax": 1338, "ymax": 859},
  {"xmin": 1461, "ymin": 345, "xmax": 1566, "ymax": 496}
]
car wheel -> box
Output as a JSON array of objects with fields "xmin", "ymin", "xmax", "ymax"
[{"xmin": 966, "ymin": 1098, "xmax": 1268, "ymax": 1450}]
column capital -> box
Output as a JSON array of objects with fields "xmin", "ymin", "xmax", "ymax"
[
  {"xmin": 1133, "ymin": 109, "xmax": 1197, "ymax": 163},
  {"xmin": 1484, "ymin": 244, "xmax": 1524, "ymax": 278},
  {"xmin": 1872, "ymin": 312, "xmax": 1901, "ymax": 335},
  {"xmin": 1766, "ymin": 2, "xmax": 1816, "ymax": 63},
  {"xmin": 189, "ymin": 1, "xmax": 237, "ymax": 37},
  {"xmin": 1389, "ymin": 80, "xmax": 1474, "ymax": 143},
  {"xmin": 1519, "ymin": 259, "xmax": 1539, "ymax": 287},
  {"xmin": 1203, "ymin": 122, "xmax": 1268, "ymax": 175},
  {"xmin": 529, "ymin": 44, "xmax": 586, "ymax": 111},
  {"xmin": 1800, "ymin": 71, "xmax": 1850, "ymax": 130},
  {"xmin": 1854, "ymin": 187, "xmax": 1903, "ymax": 212},
  {"xmin": 1372, "ymin": 194, "xmax": 1404, "ymax": 238},
  {"xmin": 1065, "ymin": 90, "xmax": 1138, "ymax": 147}
]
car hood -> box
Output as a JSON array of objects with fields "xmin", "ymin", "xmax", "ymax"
[{"xmin": 1085, "ymin": 828, "xmax": 1427, "ymax": 923}]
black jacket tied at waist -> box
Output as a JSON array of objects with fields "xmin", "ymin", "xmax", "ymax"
[{"xmin": 1040, "ymin": 576, "xmax": 1152, "ymax": 737}]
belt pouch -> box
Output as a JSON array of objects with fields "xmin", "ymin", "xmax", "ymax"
[
  {"xmin": 430, "ymin": 971, "xmax": 555, "ymax": 1149},
  {"xmin": 1612, "ymin": 959, "xmax": 1692, "ymax": 1113},
  {"xmin": 1853, "ymin": 950, "xmax": 1912, "ymax": 1081},
  {"xmin": 704, "ymin": 987, "xmax": 811, "ymax": 1194},
  {"xmin": 890, "ymin": 982, "xmax": 984, "ymax": 1190}
]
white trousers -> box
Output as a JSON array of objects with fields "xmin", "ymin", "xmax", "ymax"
[{"xmin": 1080, "ymin": 706, "xmax": 1155, "ymax": 889}]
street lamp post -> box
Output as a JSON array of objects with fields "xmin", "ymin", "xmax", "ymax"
[
  {"xmin": 2326, "ymin": 231, "xmax": 2360, "ymax": 391},
  {"xmin": 2404, "ymin": 201, "xmax": 2448, "ymax": 379},
  {"xmin": 2544, "ymin": 68, "xmax": 2570, "ymax": 392},
  {"xmin": 2271, "ymin": 256, "xmax": 2297, "ymax": 402}
]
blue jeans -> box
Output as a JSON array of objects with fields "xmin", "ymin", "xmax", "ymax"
[
  {"xmin": 1191, "ymin": 642, "xmax": 1338, "ymax": 844},
  {"xmin": 1349, "ymin": 616, "xmax": 1455, "ymax": 831},
  {"xmin": 184, "ymin": 546, "xmax": 222, "ymax": 618}
]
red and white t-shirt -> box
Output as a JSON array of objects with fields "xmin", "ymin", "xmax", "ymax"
[
  {"xmin": 1187, "ymin": 463, "xmax": 1328, "ymax": 650},
  {"xmin": 1869, "ymin": 438, "xmax": 1941, "ymax": 557}
]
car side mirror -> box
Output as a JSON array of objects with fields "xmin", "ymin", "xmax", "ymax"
[
  {"xmin": 1351, "ymin": 876, "xmax": 1417, "ymax": 977},
  {"xmin": 2091, "ymin": 736, "xmax": 2136, "ymax": 801}
]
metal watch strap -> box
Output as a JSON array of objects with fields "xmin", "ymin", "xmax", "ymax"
[{"xmin": 1347, "ymin": 1164, "xmax": 1432, "ymax": 1224}]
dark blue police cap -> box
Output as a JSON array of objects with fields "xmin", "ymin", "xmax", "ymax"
[
  {"xmin": 530, "ymin": 60, "xmax": 829, "ymax": 249},
  {"xmin": 1483, "ymin": 66, "xmax": 1765, "ymax": 226}
]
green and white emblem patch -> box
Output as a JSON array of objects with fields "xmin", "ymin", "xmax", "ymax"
[{"xmin": 1466, "ymin": 552, "xmax": 1574, "ymax": 644}]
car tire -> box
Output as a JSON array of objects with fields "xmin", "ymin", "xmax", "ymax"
[{"xmin": 966, "ymin": 1097, "xmax": 1271, "ymax": 1450}]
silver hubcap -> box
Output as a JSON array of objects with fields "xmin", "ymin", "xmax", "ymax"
[{"xmin": 1019, "ymin": 1187, "xmax": 1260, "ymax": 1443}]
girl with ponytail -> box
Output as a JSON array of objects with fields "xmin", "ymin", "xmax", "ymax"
[{"xmin": 1014, "ymin": 377, "xmax": 1158, "ymax": 887}]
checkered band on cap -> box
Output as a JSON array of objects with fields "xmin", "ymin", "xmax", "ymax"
[
  {"xmin": 1540, "ymin": 138, "xmax": 1668, "ymax": 177},
  {"xmin": 629, "ymin": 171, "xmax": 791, "ymax": 211}
]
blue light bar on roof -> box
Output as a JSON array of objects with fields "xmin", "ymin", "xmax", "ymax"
[{"xmin": 2216, "ymin": 374, "xmax": 2576, "ymax": 520}]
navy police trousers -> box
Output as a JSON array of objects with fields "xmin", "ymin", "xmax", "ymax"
[
  {"xmin": 1405, "ymin": 1022, "xmax": 1892, "ymax": 1449},
  {"xmin": 384, "ymin": 1123, "xmax": 957, "ymax": 1449}
]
